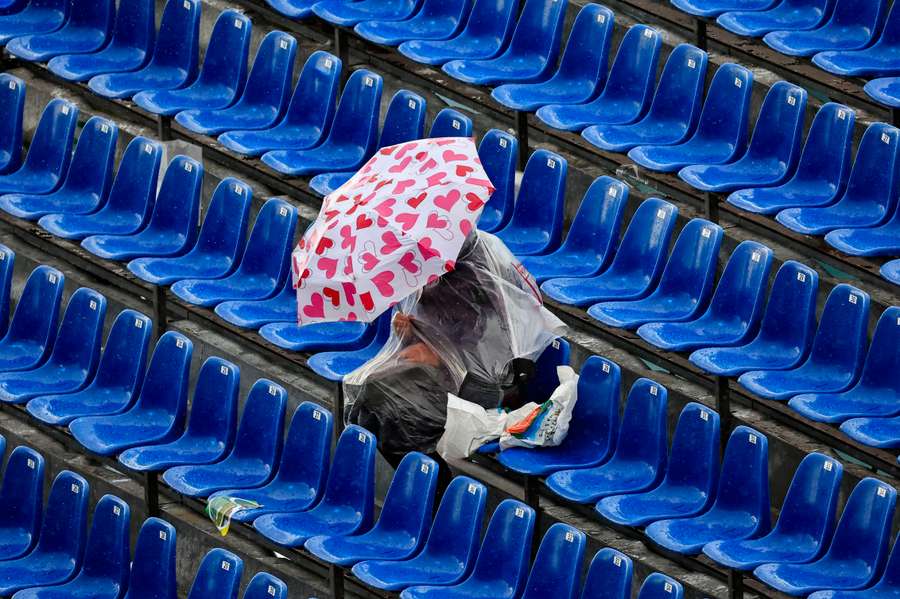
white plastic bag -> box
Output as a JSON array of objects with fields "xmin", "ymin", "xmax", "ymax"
[
  {"xmin": 437, "ymin": 394, "xmax": 538, "ymax": 460},
  {"xmin": 500, "ymin": 366, "xmax": 579, "ymax": 450}
]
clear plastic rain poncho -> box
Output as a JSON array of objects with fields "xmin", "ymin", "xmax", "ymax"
[{"xmin": 344, "ymin": 230, "xmax": 567, "ymax": 465}]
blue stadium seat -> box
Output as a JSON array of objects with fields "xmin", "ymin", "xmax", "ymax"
[
  {"xmin": 0, "ymin": 265, "xmax": 63, "ymax": 373},
  {"xmin": 174, "ymin": 31, "xmax": 297, "ymax": 136},
  {"xmin": 679, "ymin": 82, "xmax": 806, "ymax": 192},
  {"xmin": 776, "ymin": 123, "xmax": 900, "ymax": 235},
  {"xmin": 253, "ymin": 425, "xmax": 377, "ymax": 547},
  {"xmin": 242, "ymin": 573, "xmax": 288, "ymax": 599},
  {"xmin": 727, "ymin": 103, "xmax": 855, "ymax": 215},
  {"xmin": 755, "ymin": 478, "xmax": 896, "ymax": 595},
  {"xmin": 262, "ymin": 70, "xmax": 382, "ymax": 176},
  {"xmin": 764, "ymin": 0, "xmax": 885, "ymax": 55},
  {"xmin": 588, "ymin": 219, "xmax": 722, "ymax": 329},
  {"xmin": 121, "ymin": 518, "xmax": 177, "ymax": 599},
  {"xmin": 354, "ymin": 0, "xmax": 470, "ymax": 46},
  {"xmin": 583, "ymin": 44, "xmax": 707, "ymax": 152},
  {"xmin": 132, "ymin": 10, "xmax": 251, "ymax": 116},
  {"xmin": 171, "ymin": 198, "xmax": 296, "ymax": 307},
  {"xmin": 208, "ymin": 402, "xmax": 332, "ymax": 522},
  {"xmin": 865, "ymin": 77, "xmax": 900, "ymax": 109},
  {"xmin": 81, "ymin": 155, "xmax": 202, "ymax": 260},
  {"xmin": 0, "ymin": 447, "xmax": 44, "ymax": 560},
  {"xmin": 703, "ymin": 452, "xmax": 842, "ymax": 569},
  {"xmin": 47, "ymin": 0, "xmax": 154, "ymax": 82},
  {"xmin": 309, "ymin": 88, "xmax": 427, "ymax": 196},
  {"xmin": 400, "ymin": 499, "xmax": 535, "ymax": 599},
  {"xmin": 492, "ymin": 4, "xmax": 614, "ymax": 112},
  {"xmin": 596, "ymin": 402, "xmax": 720, "ymax": 527},
  {"xmin": 0, "ymin": 287, "xmax": 105, "ymax": 403},
  {"xmin": 26, "ymin": 309, "xmax": 151, "ymax": 425},
  {"xmin": 305, "ymin": 452, "xmax": 438, "ymax": 565},
  {"xmin": 0, "ymin": 74, "xmax": 24, "ymax": 176},
  {"xmin": 579, "ymin": 549, "xmax": 633, "ymax": 599},
  {"xmin": 842, "ymin": 409, "xmax": 900, "ymax": 449},
  {"xmin": 306, "ymin": 312, "xmax": 392, "ymax": 380},
  {"xmin": 522, "ymin": 338, "xmax": 571, "ymax": 406},
  {"xmin": 218, "ymin": 51, "xmax": 340, "ymax": 157},
  {"xmin": 117, "ymin": 357, "xmax": 239, "ymax": 471},
  {"xmin": 813, "ymin": 1, "xmax": 900, "ymax": 76},
  {"xmin": 672, "ymin": 0, "xmax": 776, "ymax": 17},
  {"xmin": 352, "ymin": 476, "xmax": 488, "ymax": 591},
  {"xmin": 259, "ymin": 320, "xmax": 372, "ymax": 352},
  {"xmin": 87, "ymin": 0, "xmax": 199, "ymax": 99},
  {"xmin": 521, "ymin": 177, "xmax": 627, "ymax": 283},
  {"xmin": 475, "ymin": 129, "xmax": 517, "ymax": 233},
  {"xmin": 0, "ymin": 116, "xmax": 118, "ymax": 221},
  {"xmin": 163, "ymin": 379, "xmax": 286, "ymax": 497},
  {"xmin": 739, "ymin": 284, "xmax": 868, "ymax": 400},
  {"xmin": 313, "ymin": 0, "xmax": 419, "ymax": 26},
  {"xmin": 0, "ymin": 99, "xmax": 77, "ymax": 195},
  {"xmin": 0, "ymin": 0, "xmax": 66, "ymax": 44},
  {"xmin": 825, "ymin": 191, "xmax": 900, "ymax": 256},
  {"xmin": 68, "ymin": 331, "xmax": 192, "ymax": 456},
  {"xmin": 541, "ymin": 198, "xmax": 677, "ymax": 307},
  {"xmin": 645, "ymin": 426, "xmax": 770, "ymax": 555},
  {"xmin": 5, "ymin": 0, "xmax": 112, "ymax": 60},
  {"xmin": 545, "ymin": 378, "xmax": 667, "ymax": 503},
  {"xmin": 521, "ymin": 524, "xmax": 586, "ymax": 599},
  {"xmin": 882, "ymin": 260, "xmax": 900, "ymax": 286},
  {"xmin": 689, "ymin": 261, "xmax": 818, "ymax": 376},
  {"xmin": 717, "ymin": 0, "xmax": 835, "ymax": 36},
  {"xmin": 536, "ymin": 25, "xmax": 661, "ymax": 132},
  {"xmin": 442, "ymin": 0, "xmax": 566, "ymax": 85},
  {"xmin": 264, "ymin": 0, "xmax": 315, "ymax": 19},
  {"xmin": 428, "ymin": 108, "xmax": 472, "ymax": 137},
  {"xmin": 808, "ymin": 538, "xmax": 900, "ymax": 599},
  {"xmin": 38, "ymin": 137, "xmax": 162, "ymax": 240},
  {"xmin": 637, "ymin": 241, "xmax": 773, "ymax": 352},
  {"xmin": 214, "ymin": 277, "xmax": 295, "ymax": 328},
  {"xmin": 0, "ymin": 245, "xmax": 12, "ymax": 337},
  {"xmin": 0, "ymin": 471, "xmax": 88, "ymax": 596},
  {"xmin": 635, "ymin": 574, "xmax": 684, "ymax": 599},
  {"xmin": 789, "ymin": 306, "xmax": 900, "ymax": 423},
  {"xmin": 186, "ymin": 549, "xmax": 242, "ymax": 599},
  {"xmin": 494, "ymin": 149, "xmax": 567, "ymax": 256},
  {"xmin": 397, "ymin": 0, "xmax": 517, "ymax": 65},
  {"xmin": 497, "ymin": 359, "xmax": 619, "ymax": 475},
  {"xmin": 628, "ymin": 63, "xmax": 752, "ymax": 172},
  {"xmin": 128, "ymin": 178, "xmax": 251, "ymax": 285},
  {"xmin": 12, "ymin": 495, "xmax": 130, "ymax": 599}
]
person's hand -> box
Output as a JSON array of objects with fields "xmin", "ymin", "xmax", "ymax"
[
  {"xmin": 398, "ymin": 342, "xmax": 442, "ymax": 367},
  {"xmin": 393, "ymin": 313, "xmax": 414, "ymax": 339}
]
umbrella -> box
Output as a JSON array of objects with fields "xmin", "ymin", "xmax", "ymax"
[{"xmin": 292, "ymin": 137, "xmax": 495, "ymax": 324}]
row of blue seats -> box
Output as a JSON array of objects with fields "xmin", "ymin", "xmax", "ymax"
[{"xmin": 0, "ymin": 439, "xmax": 288, "ymax": 597}]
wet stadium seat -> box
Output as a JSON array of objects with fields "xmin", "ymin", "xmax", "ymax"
[
  {"xmin": 428, "ymin": 108, "xmax": 473, "ymax": 137},
  {"xmin": 672, "ymin": 0, "xmax": 776, "ymax": 18},
  {"xmin": 0, "ymin": 245, "xmax": 12, "ymax": 337},
  {"xmin": 186, "ymin": 549, "xmax": 242, "ymax": 599},
  {"xmin": 0, "ymin": 74, "xmax": 24, "ymax": 176},
  {"xmin": 579, "ymin": 549, "xmax": 633, "ymax": 599},
  {"xmin": 0, "ymin": 0, "xmax": 67, "ymax": 44},
  {"xmin": 0, "ymin": 265, "xmax": 63, "ymax": 373},
  {"xmin": 259, "ymin": 320, "xmax": 372, "ymax": 352},
  {"xmin": 813, "ymin": 1, "xmax": 900, "ymax": 76},
  {"xmin": 634, "ymin": 574, "xmax": 684, "ymax": 599},
  {"xmin": 717, "ymin": 0, "xmax": 835, "ymax": 36},
  {"xmin": 474, "ymin": 129, "xmax": 517, "ymax": 233},
  {"xmin": 825, "ymin": 186, "xmax": 900, "ymax": 256},
  {"xmin": 354, "ymin": 0, "xmax": 470, "ymax": 46},
  {"xmin": 5, "ymin": 0, "xmax": 112, "ymax": 60},
  {"xmin": 764, "ymin": 0, "xmax": 885, "ymax": 56},
  {"xmin": 865, "ymin": 76, "xmax": 900, "ymax": 109},
  {"xmin": 242, "ymin": 573, "xmax": 288, "ymax": 599},
  {"xmin": 0, "ymin": 446, "xmax": 44, "ymax": 560},
  {"xmin": 520, "ymin": 524, "xmax": 586, "ymax": 599},
  {"xmin": 806, "ymin": 536, "xmax": 900, "ymax": 599},
  {"xmin": 121, "ymin": 518, "xmax": 177, "ymax": 599},
  {"xmin": 214, "ymin": 277, "xmax": 296, "ymax": 328},
  {"xmin": 306, "ymin": 312, "xmax": 392, "ymax": 380},
  {"xmin": 264, "ymin": 0, "xmax": 315, "ymax": 19},
  {"xmin": 313, "ymin": 0, "xmax": 420, "ymax": 27},
  {"xmin": 0, "ymin": 99, "xmax": 77, "ymax": 195}
]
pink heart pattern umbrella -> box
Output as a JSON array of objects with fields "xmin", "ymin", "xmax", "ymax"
[{"xmin": 292, "ymin": 137, "xmax": 495, "ymax": 324}]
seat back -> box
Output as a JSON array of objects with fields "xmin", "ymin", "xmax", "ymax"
[
  {"xmin": 323, "ymin": 69, "xmax": 383, "ymax": 155},
  {"xmin": 788, "ymin": 103, "xmax": 854, "ymax": 191},
  {"xmin": 47, "ymin": 287, "xmax": 106, "ymax": 375},
  {"xmin": 878, "ymin": 535, "xmax": 900, "ymax": 589},
  {"xmin": 504, "ymin": 0, "xmax": 567, "ymax": 68},
  {"xmin": 58, "ymin": 116, "xmax": 118, "ymax": 203},
  {"xmin": 638, "ymin": 573, "xmax": 684, "ymax": 599},
  {"xmin": 319, "ymin": 425, "xmax": 376, "ymax": 524},
  {"xmin": 839, "ymin": 123, "xmax": 900, "ymax": 216},
  {"xmin": 690, "ymin": 63, "xmax": 752, "ymax": 151},
  {"xmin": 603, "ymin": 198, "xmax": 678, "ymax": 283},
  {"xmin": 372, "ymin": 452, "xmax": 438, "ymax": 546},
  {"xmin": 804, "ymin": 284, "xmax": 869, "ymax": 375},
  {"xmin": 90, "ymin": 309, "xmax": 152, "ymax": 397},
  {"xmin": 194, "ymin": 10, "xmax": 251, "ymax": 98},
  {"xmin": 599, "ymin": 25, "xmax": 661, "ymax": 108},
  {"xmin": 192, "ymin": 178, "xmax": 251, "ymax": 259},
  {"xmin": 873, "ymin": 0, "xmax": 900, "ymax": 47},
  {"xmin": 456, "ymin": 0, "xmax": 518, "ymax": 46},
  {"xmin": 0, "ymin": 74, "xmax": 25, "ymax": 174},
  {"xmin": 429, "ymin": 108, "xmax": 472, "ymax": 138},
  {"xmin": 187, "ymin": 548, "xmax": 243, "ymax": 599},
  {"xmin": 665, "ymin": 403, "xmax": 720, "ymax": 493},
  {"xmin": 34, "ymin": 471, "xmax": 89, "ymax": 561},
  {"xmin": 0, "ymin": 245, "xmax": 14, "ymax": 337},
  {"xmin": 102, "ymin": 137, "xmax": 162, "ymax": 220},
  {"xmin": 227, "ymin": 379, "xmax": 287, "ymax": 471},
  {"xmin": 652, "ymin": 219, "xmax": 722, "ymax": 305},
  {"xmin": 825, "ymin": 478, "xmax": 896, "ymax": 570},
  {"xmin": 553, "ymin": 4, "xmax": 614, "ymax": 90},
  {"xmin": 505, "ymin": 149, "xmax": 567, "ymax": 250},
  {"xmin": 565, "ymin": 356, "xmax": 621, "ymax": 455},
  {"xmin": 467, "ymin": 499, "xmax": 535, "ymax": 595},
  {"xmin": 242, "ymin": 572, "xmax": 288, "ymax": 599},
  {"xmin": 3, "ymin": 265, "xmax": 64, "ymax": 355},
  {"xmin": 476, "ymin": 129, "xmax": 517, "ymax": 232},
  {"xmin": 79, "ymin": 495, "xmax": 130, "ymax": 589},
  {"xmin": 857, "ymin": 306, "xmax": 900, "ymax": 391},
  {"xmin": 133, "ymin": 331, "xmax": 192, "ymax": 419},
  {"xmin": 66, "ymin": 0, "xmax": 114, "ymax": 36},
  {"xmin": 0, "ymin": 447, "xmax": 44, "ymax": 552},
  {"xmin": 125, "ymin": 518, "xmax": 177, "ymax": 599},
  {"xmin": 522, "ymin": 523, "xmax": 586, "ymax": 599},
  {"xmin": 184, "ymin": 357, "xmax": 239, "ymax": 448},
  {"xmin": 274, "ymin": 402, "xmax": 332, "ymax": 495},
  {"xmin": 282, "ymin": 50, "xmax": 341, "ymax": 137},
  {"xmin": 378, "ymin": 90, "xmax": 427, "ymax": 149},
  {"xmin": 744, "ymin": 82, "xmax": 806, "ymax": 168},
  {"xmin": 580, "ymin": 548, "xmax": 633, "ymax": 599},
  {"xmin": 771, "ymin": 453, "xmax": 842, "ymax": 546},
  {"xmin": 106, "ymin": 0, "xmax": 154, "ymax": 55},
  {"xmin": 145, "ymin": 155, "xmax": 202, "ymax": 241},
  {"xmin": 560, "ymin": 176, "xmax": 628, "ymax": 268},
  {"xmin": 237, "ymin": 31, "xmax": 297, "ymax": 113},
  {"xmin": 150, "ymin": 0, "xmax": 200, "ymax": 75},
  {"xmin": 523, "ymin": 338, "xmax": 571, "ymax": 405},
  {"xmin": 20, "ymin": 99, "xmax": 78, "ymax": 184},
  {"xmin": 710, "ymin": 427, "xmax": 770, "ymax": 531},
  {"xmin": 419, "ymin": 476, "xmax": 487, "ymax": 573},
  {"xmin": 703, "ymin": 241, "xmax": 773, "ymax": 329},
  {"xmin": 236, "ymin": 198, "xmax": 297, "ymax": 281},
  {"xmin": 752, "ymin": 261, "xmax": 818, "ymax": 354},
  {"xmin": 612, "ymin": 378, "xmax": 668, "ymax": 469},
  {"xmin": 643, "ymin": 44, "xmax": 707, "ymax": 127}
]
